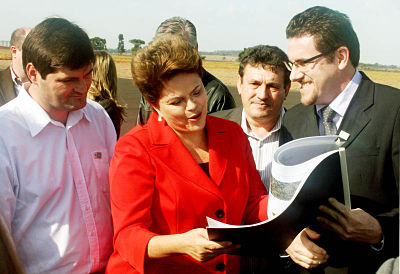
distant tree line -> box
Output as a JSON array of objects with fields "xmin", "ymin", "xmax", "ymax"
[
  {"xmin": 89, "ymin": 34, "xmax": 146, "ymax": 55},
  {"xmin": 87, "ymin": 39, "xmax": 400, "ymax": 70},
  {"xmin": 90, "ymin": 37, "xmax": 107, "ymax": 50},
  {"xmin": 359, "ymin": 63, "xmax": 400, "ymax": 72},
  {"xmin": 118, "ymin": 34, "xmax": 125, "ymax": 54},
  {"xmin": 199, "ymin": 50, "xmax": 241, "ymax": 57}
]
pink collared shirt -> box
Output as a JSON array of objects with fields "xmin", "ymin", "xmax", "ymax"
[{"xmin": 0, "ymin": 86, "xmax": 116, "ymax": 273}]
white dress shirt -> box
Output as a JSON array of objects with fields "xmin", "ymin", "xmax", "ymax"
[
  {"xmin": 0, "ymin": 86, "xmax": 116, "ymax": 273},
  {"xmin": 10, "ymin": 65, "xmax": 24, "ymax": 95},
  {"xmin": 316, "ymin": 70, "xmax": 362, "ymax": 134},
  {"xmin": 241, "ymin": 108, "xmax": 285, "ymax": 191}
]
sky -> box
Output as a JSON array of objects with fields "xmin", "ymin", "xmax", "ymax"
[{"xmin": 1, "ymin": 0, "xmax": 399, "ymax": 66}]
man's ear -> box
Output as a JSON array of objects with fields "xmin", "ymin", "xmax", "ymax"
[
  {"xmin": 25, "ymin": 63, "xmax": 40, "ymax": 84},
  {"xmin": 237, "ymin": 75, "xmax": 243, "ymax": 96},
  {"xmin": 336, "ymin": 46, "xmax": 350, "ymax": 70},
  {"xmin": 149, "ymin": 101, "xmax": 164, "ymax": 120},
  {"xmin": 10, "ymin": 46, "xmax": 17, "ymax": 59},
  {"xmin": 148, "ymin": 100, "xmax": 160, "ymax": 113}
]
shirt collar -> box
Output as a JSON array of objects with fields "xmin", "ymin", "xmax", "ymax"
[
  {"xmin": 10, "ymin": 65, "xmax": 23, "ymax": 86},
  {"xmin": 241, "ymin": 108, "xmax": 285, "ymax": 140},
  {"xmin": 316, "ymin": 69, "xmax": 362, "ymax": 117},
  {"xmin": 17, "ymin": 85, "xmax": 91, "ymax": 137}
]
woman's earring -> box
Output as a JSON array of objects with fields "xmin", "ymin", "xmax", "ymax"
[{"xmin": 158, "ymin": 113, "xmax": 163, "ymax": 122}]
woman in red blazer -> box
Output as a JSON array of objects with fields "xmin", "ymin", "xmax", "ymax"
[{"xmin": 106, "ymin": 35, "xmax": 269, "ymax": 274}]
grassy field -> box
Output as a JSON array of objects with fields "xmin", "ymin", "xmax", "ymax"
[
  {"xmin": 1, "ymin": 48, "xmax": 399, "ymax": 89},
  {"xmin": 0, "ymin": 48, "xmax": 10, "ymax": 60}
]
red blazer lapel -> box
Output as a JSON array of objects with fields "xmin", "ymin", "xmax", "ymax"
[
  {"xmin": 207, "ymin": 116, "xmax": 230, "ymax": 187},
  {"xmin": 147, "ymin": 113, "xmax": 222, "ymax": 197}
]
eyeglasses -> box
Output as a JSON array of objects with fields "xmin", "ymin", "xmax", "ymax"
[{"xmin": 284, "ymin": 52, "xmax": 328, "ymax": 72}]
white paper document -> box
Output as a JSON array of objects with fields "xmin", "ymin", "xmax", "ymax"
[{"xmin": 207, "ymin": 135, "xmax": 350, "ymax": 228}]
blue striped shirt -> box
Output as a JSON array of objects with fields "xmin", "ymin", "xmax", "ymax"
[{"xmin": 240, "ymin": 108, "xmax": 285, "ymax": 191}]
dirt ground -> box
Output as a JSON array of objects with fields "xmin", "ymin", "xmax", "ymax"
[
  {"xmin": 109, "ymin": 61, "xmax": 301, "ymax": 135},
  {"xmin": 111, "ymin": 61, "xmax": 301, "ymax": 135},
  {"xmin": 0, "ymin": 59, "xmax": 300, "ymax": 136},
  {"xmin": 116, "ymin": 78, "xmax": 300, "ymax": 136}
]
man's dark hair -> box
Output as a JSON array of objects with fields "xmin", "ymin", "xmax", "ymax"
[
  {"xmin": 239, "ymin": 45, "xmax": 290, "ymax": 88},
  {"xmin": 22, "ymin": 17, "xmax": 95, "ymax": 79},
  {"xmin": 286, "ymin": 6, "xmax": 360, "ymax": 67}
]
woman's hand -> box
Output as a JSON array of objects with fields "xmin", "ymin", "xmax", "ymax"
[
  {"xmin": 147, "ymin": 228, "xmax": 240, "ymax": 262},
  {"xmin": 180, "ymin": 228, "xmax": 240, "ymax": 262}
]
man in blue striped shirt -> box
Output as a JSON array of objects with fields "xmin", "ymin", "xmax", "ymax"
[
  {"xmin": 212, "ymin": 45, "xmax": 291, "ymax": 191},
  {"xmin": 212, "ymin": 45, "xmax": 294, "ymax": 273}
]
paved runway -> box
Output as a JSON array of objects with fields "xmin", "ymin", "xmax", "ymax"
[{"xmin": 117, "ymin": 78, "xmax": 301, "ymax": 136}]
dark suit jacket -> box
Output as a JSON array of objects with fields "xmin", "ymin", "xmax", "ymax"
[
  {"xmin": 202, "ymin": 69, "xmax": 236, "ymax": 113},
  {"xmin": 282, "ymin": 72, "xmax": 399, "ymax": 273},
  {"xmin": 0, "ymin": 67, "xmax": 17, "ymax": 107},
  {"xmin": 211, "ymin": 106, "xmax": 242, "ymax": 124},
  {"xmin": 212, "ymin": 107, "xmax": 290, "ymax": 146},
  {"xmin": 136, "ymin": 69, "xmax": 236, "ymax": 125}
]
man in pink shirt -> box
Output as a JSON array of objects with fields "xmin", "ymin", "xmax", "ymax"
[{"xmin": 0, "ymin": 18, "xmax": 116, "ymax": 273}]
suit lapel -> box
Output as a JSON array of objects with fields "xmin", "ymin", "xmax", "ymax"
[
  {"xmin": 0, "ymin": 67, "xmax": 17, "ymax": 104},
  {"xmin": 207, "ymin": 116, "xmax": 230, "ymax": 187},
  {"xmin": 230, "ymin": 107, "xmax": 243, "ymax": 125},
  {"xmin": 303, "ymin": 106, "xmax": 320, "ymax": 136},
  {"xmin": 338, "ymin": 73, "xmax": 373, "ymax": 148},
  {"xmin": 147, "ymin": 113, "xmax": 223, "ymax": 197},
  {"xmin": 280, "ymin": 106, "xmax": 319, "ymax": 144}
]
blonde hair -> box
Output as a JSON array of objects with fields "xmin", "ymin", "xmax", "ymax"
[
  {"xmin": 131, "ymin": 34, "xmax": 203, "ymax": 104},
  {"xmin": 88, "ymin": 50, "xmax": 120, "ymax": 105},
  {"xmin": 88, "ymin": 50, "xmax": 126, "ymax": 138}
]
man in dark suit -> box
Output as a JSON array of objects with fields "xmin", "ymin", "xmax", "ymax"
[
  {"xmin": 0, "ymin": 27, "xmax": 30, "ymax": 106},
  {"xmin": 214, "ymin": 45, "xmax": 328, "ymax": 273},
  {"xmin": 282, "ymin": 6, "xmax": 399, "ymax": 273},
  {"xmin": 136, "ymin": 17, "xmax": 236, "ymax": 125}
]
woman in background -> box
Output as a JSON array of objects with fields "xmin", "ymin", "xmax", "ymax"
[
  {"xmin": 88, "ymin": 50, "xmax": 126, "ymax": 138},
  {"xmin": 106, "ymin": 35, "xmax": 269, "ymax": 274}
]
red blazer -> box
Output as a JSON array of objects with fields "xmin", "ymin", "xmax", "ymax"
[{"xmin": 106, "ymin": 113, "xmax": 269, "ymax": 274}]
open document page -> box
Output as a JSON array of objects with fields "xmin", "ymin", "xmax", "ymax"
[{"xmin": 206, "ymin": 135, "xmax": 351, "ymax": 254}]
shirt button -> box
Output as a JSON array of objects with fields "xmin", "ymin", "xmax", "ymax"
[
  {"xmin": 216, "ymin": 262, "xmax": 225, "ymax": 272},
  {"xmin": 215, "ymin": 209, "xmax": 225, "ymax": 219}
]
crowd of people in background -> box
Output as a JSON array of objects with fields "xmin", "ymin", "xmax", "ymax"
[{"xmin": 0, "ymin": 5, "xmax": 398, "ymax": 274}]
